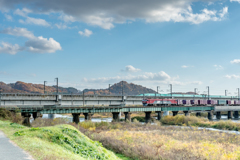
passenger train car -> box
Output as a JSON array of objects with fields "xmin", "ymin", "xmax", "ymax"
[{"xmin": 142, "ymin": 99, "xmax": 240, "ymax": 106}]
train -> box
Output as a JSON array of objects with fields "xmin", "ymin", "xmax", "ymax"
[{"xmin": 142, "ymin": 99, "xmax": 240, "ymax": 106}]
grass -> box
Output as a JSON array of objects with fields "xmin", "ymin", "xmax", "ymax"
[
  {"xmin": 0, "ymin": 120, "xmax": 122, "ymax": 160},
  {"xmin": 77, "ymin": 120, "xmax": 240, "ymax": 160},
  {"xmin": 160, "ymin": 115, "xmax": 240, "ymax": 131}
]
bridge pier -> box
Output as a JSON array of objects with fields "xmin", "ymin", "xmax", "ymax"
[
  {"xmin": 183, "ymin": 111, "xmax": 190, "ymax": 116},
  {"xmin": 145, "ymin": 112, "xmax": 152, "ymax": 123},
  {"xmin": 48, "ymin": 114, "xmax": 56, "ymax": 119},
  {"xmin": 112, "ymin": 112, "xmax": 120, "ymax": 122},
  {"xmin": 216, "ymin": 112, "xmax": 221, "ymax": 120},
  {"xmin": 172, "ymin": 111, "xmax": 178, "ymax": 116},
  {"xmin": 208, "ymin": 111, "xmax": 213, "ymax": 121},
  {"xmin": 156, "ymin": 111, "xmax": 163, "ymax": 120},
  {"xmin": 124, "ymin": 112, "xmax": 131, "ymax": 122},
  {"xmin": 32, "ymin": 112, "xmax": 41, "ymax": 120},
  {"xmin": 72, "ymin": 113, "xmax": 80, "ymax": 124},
  {"xmin": 234, "ymin": 111, "xmax": 239, "ymax": 119},
  {"xmin": 21, "ymin": 113, "xmax": 31, "ymax": 126},
  {"xmin": 196, "ymin": 112, "xmax": 201, "ymax": 117},
  {"xmin": 83, "ymin": 113, "xmax": 93, "ymax": 121},
  {"xmin": 228, "ymin": 111, "xmax": 233, "ymax": 119}
]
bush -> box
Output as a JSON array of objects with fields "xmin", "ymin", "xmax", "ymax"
[{"xmin": 0, "ymin": 108, "xmax": 23, "ymax": 124}]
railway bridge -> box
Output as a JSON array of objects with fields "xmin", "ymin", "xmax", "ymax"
[{"xmin": 0, "ymin": 93, "xmax": 240, "ymax": 125}]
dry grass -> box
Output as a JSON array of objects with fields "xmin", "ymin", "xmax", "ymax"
[{"xmin": 75, "ymin": 120, "xmax": 240, "ymax": 160}]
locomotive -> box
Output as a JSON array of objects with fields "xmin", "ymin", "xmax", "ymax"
[{"xmin": 142, "ymin": 99, "xmax": 240, "ymax": 106}]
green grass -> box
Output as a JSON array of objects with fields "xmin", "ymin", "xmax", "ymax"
[{"xmin": 0, "ymin": 120, "xmax": 122, "ymax": 160}]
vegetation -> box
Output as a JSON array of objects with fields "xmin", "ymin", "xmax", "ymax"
[
  {"xmin": 161, "ymin": 115, "xmax": 240, "ymax": 131},
  {"xmin": 75, "ymin": 120, "xmax": 240, "ymax": 160},
  {"xmin": 0, "ymin": 120, "xmax": 123, "ymax": 160}
]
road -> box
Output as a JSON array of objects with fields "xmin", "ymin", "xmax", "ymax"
[{"xmin": 0, "ymin": 131, "xmax": 33, "ymax": 160}]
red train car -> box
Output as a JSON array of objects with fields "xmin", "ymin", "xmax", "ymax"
[{"xmin": 142, "ymin": 99, "xmax": 178, "ymax": 106}]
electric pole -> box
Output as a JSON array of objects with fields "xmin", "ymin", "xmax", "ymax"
[
  {"xmin": 225, "ymin": 90, "xmax": 228, "ymax": 96},
  {"xmin": 157, "ymin": 86, "xmax": 160, "ymax": 94},
  {"xmin": 194, "ymin": 88, "xmax": 197, "ymax": 100},
  {"xmin": 44, "ymin": 81, "xmax": 47, "ymax": 94},
  {"xmin": 55, "ymin": 78, "xmax": 58, "ymax": 94},
  {"xmin": 122, "ymin": 81, "xmax": 123, "ymax": 96},
  {"xmin": 206, "ymin": 86, "xmax": 209, "ymax": 100},
  {"xmin": 237, "ymin": 88, "xmax": 240, "ymax": 100},
  {"xmin": 169, "ymin": 84, "xmax": 172, "ymax": 98}
]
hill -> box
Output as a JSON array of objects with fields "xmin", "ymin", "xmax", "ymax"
[
  {"xmin": 84, "ymin": 81, "xmax": 156, "ymax": 95},
  {"xmin": 0, "ymin": 81, "xmax": 79, "ymax": 94}
]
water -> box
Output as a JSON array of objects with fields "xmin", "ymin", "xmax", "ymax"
[{"xmin": 41, "ymin": 114, "xmax": 113, "ymax": 122}]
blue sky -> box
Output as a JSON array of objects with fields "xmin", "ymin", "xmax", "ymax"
[{"xmin": 1, "ymin": 0, "xmax": 240, "ymax": 95}]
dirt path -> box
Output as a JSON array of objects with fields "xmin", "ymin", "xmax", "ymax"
[{"xmin": 0, "ymin": 131, "xmax": 34, "ymax": 160}]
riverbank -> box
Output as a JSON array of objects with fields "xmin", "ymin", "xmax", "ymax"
[
  {"xmin": 0, "ymin": 120, "xmax": 128, "ymax": 160},
  {"xmin": 76, "ymin": 120, "xmax": 240, "ymax": 159},
  {"xmin": 160, "ymin": 115, "xmax": 240, "ymax": 131}
]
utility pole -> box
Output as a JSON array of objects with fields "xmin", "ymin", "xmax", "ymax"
[
  {"xmin": 109, "ymin": 84, "xmax": 111, "ymax": 95},
  {"xmin": 237, "ymin": 88, "xmax": 240, "ymax": 100},
  {"xmin": 206, "ymin": 86, "xmax": 209, "ymax": 100},
  {"xmin": 169, "ymin": 84, "xmax": 172, "ymax": 98},
  {"xmin": 44, "ymin": 81, "xmax": 47, "ymax": 94},
  {"xmin": 194, "ymin": 88, "xmax": 197, "ymax": 100},
  {"xmin": 225, "ymin": 90, "xmax": 228, "ymax": 96},
  {"xmin": 122, "ymin": 81, "xmax": 123, "ymax": 96},
  {"xmin": 55, "ymin": 78, "xmax": 58, "ymax": 94},
  {"xmin": 157, "ymin": 86, "xmax": 160, "ymax": 94}
]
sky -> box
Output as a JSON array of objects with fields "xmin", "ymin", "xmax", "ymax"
[{"xmin": 1, "ymin": 0, "xmax": 240, "ymax": 96}]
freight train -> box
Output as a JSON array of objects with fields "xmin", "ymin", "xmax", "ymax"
[{"xmin": 142, "ymin": 99, "xmax": 240, "ymax": 106}]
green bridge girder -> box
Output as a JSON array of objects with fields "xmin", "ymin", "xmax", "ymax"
[{"xmin": 14, "ymin": 105, "xmax": 216, "ymax": 114}]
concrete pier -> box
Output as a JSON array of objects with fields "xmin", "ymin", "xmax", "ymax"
[
  {"xmin": 124, "ymin": 112, "xmax": 131, "ymax": 122},
  {"xmin": 21, "ymin": 113, "xmax": 31, "ymax": 126},
  {"xmin": 196, "ymin": 112, "xmax": 201, "ymax": 117},
  {"xmin": 228, "ymin": 111, "xmax": 233, "ymax": 119},
  {"xmin": 156, "ymin": 111, "xmax": 163, "ymax": 120},
  {"xmin": 83, "ymin": 113, "xmax": 92, "ymax": 121},
  {"xmin": 234, "ymin": 111, "xmax": 239, "ymax": 119},
  {"xmin": 32, "ymin": 112, "xmax": 41, "ymax": 120},
  {"xmin": 216, "ymin": 112, "xmax": 221, "ymax": 120},
  {"xmin": 48, "ymin": 114, "xmax": 56, "ymax": 119},
  {"xmin": 72, "ymin": 113, "xmax": 80, "ymax": 124},
  {"xmin": 172, "ymin": 111, "xmax": 178, "ymax": 116},
  {"xmin": 112, "ymin": 112, "xmax": 120, "ymax": 122},
  {"xmin": 208, "ymin": 111, "xmax": 213, "ymax": 121},
  {"xmin": 183, "ymin": 111, "xmax": 190, "ymax": 116},
  {"xmin": 145, "ymin": 111, "xmax": 152, "ymax": 123}
]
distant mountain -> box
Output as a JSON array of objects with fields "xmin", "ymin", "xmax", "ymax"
[
  {"xmin": 0, "ymin": 81, "xmax": 156, "ymax": 95},
  {"xmin": 0, "ymin": 81, "xmax": 80, "ymax": 94},
  {"xmin": 84, "ymin": 81, "xmax": 156, "ymax": 96}
]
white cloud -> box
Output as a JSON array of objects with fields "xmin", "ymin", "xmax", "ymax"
[
  {"xmin": 26, "ymin": 36, "xmax": 61, "ymax": 53},
  {"xmin": 19, "ymin": 17, "xmax": 50, "ymax": 27},
  {"xmin": 1, "ymin": 27, "xmax": 35, "ymax": 39},
  {"xmin": 214, "ymin": 65, "xmax": 223, "ymax": 70},
  {"xmin": 14, "ymin": 8, "xmax": 50, "ymax": 27},
  {"xmin": 14, "ymin": 8, "xmax": 32, "ymax": 17},
  {"xmin": 230, "ymin": 0, "xmax": 240, "ymax": 3},
  {"xmin": 0, "ymin": 42, "xmax": 23, "ymax": 55},
  {"xmin": 55, "ymin": 23, "xmax": 68, "ymax": 29},
  {"xmin": 230, "ymin": 59, "xmax": 240, "ymax": 64},
  {"xmin": 0, "ymin": 27, "xmax": 61, "ymax": 54},
  {"xmin": 181, "ymin": 65, "xmax": 194, "ymax": 68},
  {"xmin": 122, "ymin": 65, "xmax": 141, "ymax": 72},
  {"xmin": 78, "ymin": 29, "xmax": 93, "ymax": 37},
  {"xmin": 181, "ymin": 65, "xmax": 189, "ymax": 68},
  {"xmin": 59, "ymin": 14, "xmax": 76, "ymax": 22},
  {"xmin": 225, "ymin": 74, "xmax": 240, "ymax": 79},
  {"xmin": 0, "ymin": 1, "xmax": 229, "ymax": 29},
  {"xmin": 4, "ymin": 14, "xmax": 13, "ymax": 21}
]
